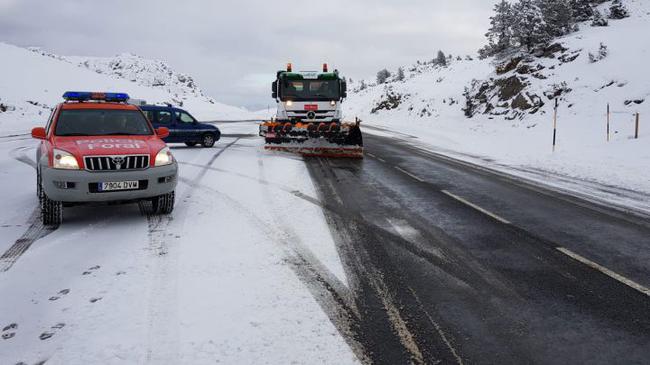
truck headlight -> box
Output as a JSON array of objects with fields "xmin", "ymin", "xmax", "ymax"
[
  {"xmin": 330, "ymin": 100, "xmax": 336, "ymax": 106},
  {"xmin": 286, "ymin": 100, "xmax": 293, "ymax": 107},
  {"xmin": 53, "ymin": 148, "xmax": 79, "ymax": 170},
  {"xmin": 154, "ymin": 147, "xmax": 174, "ymax": 166}
]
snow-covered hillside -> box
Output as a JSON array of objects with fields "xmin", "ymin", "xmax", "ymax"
[
  {"xmin": 0, "ymin": 43, "xmax": 253, "ymax": 135},
  {"xmin": 347, "ymin": 0, "xmax": 650, "ymax": 207}
]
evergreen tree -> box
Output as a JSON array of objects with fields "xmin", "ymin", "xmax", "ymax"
[
  {"xmin": 512, "ymin": 0, "xmax": 550, "ymax": 50},
  {"xmin": 609, "ymin": 0, "xmax": 629, "ymax": 19},
  {"xmin": 569, "ymin": 0, "xmax": 594, "ymax": 22},
  {"xmin": 376, "ymin": 69, "xmax": 391, "ymax": 84},
  {"xmin": 396, "ymin": 67, "xmax": 405, "ymax": 81},
  {"xmin": 483, "ymin": 0, "xmax": 515, "ymax": 56},
  {"xmin": 436, "ymin": 50, "xmax": 447, "ymax": 66},
  {"xmin": 539, "ymin": 0, "xmax": 574, "ymax": 37}
]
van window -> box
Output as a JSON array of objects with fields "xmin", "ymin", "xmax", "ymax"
[{"xmin": 157, "ymin": 111, "xmax": 172, "ymax": 125}]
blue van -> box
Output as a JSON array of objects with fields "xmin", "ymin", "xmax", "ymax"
[{"xmin": 139, "ymin": 105, "xmax": 221, "ymax": 147}]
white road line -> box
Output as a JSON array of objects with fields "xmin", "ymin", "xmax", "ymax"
[
  {"xmin": 556, "ymin": 247, "xmax": 650, "ymax": 297},
  {"xmin": 395, "ymin": 166, "xmax": 425, "ymax": 182},
  {"xmin": 367, "ymin": 152, "xmax": 386, "ymax": 163},
  {"xmin": 441, "ymin": 190, "xmax": 511, "ymax": 224}
]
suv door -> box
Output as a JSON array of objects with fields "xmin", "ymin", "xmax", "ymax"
[
  {"xmin": 155, "ymin": 110, "xmax": 176, "ymax": 142},
  {"xmin": 175, "ymin": 111, "xmax": 199, "ymax": 142}
]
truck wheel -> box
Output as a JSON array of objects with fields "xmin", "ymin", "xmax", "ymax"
[
  {"xmin": 185, "ymin": 142, "xmax": 197, "ymax": 147},
  {"xmin": 152, "ymin": 191, "xmax": 175, "ymax": 215},
  {"xmin": 41, "ymin": 194, "xmax": 62, "ymax": 226},
  {"xmin": 201, "ymin": 133, "xmax": 216, "ymax": 148}
]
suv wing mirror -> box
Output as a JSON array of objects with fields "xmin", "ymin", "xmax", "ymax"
[
  {"xmin": 156, "ymin": 127, "xmax": 170, "ymax": 139},
  {"xmin": 31, "ymin": 127, "xmax": 46, "ymax": 140}
]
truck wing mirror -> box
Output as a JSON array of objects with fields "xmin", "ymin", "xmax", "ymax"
[
  {"xmin": 341, "ymin": 80, "xmax": 348, "ymax": 98},
  {"xmin": 272, "ymin": 81, "xmax": 278, "ymax": 99}
]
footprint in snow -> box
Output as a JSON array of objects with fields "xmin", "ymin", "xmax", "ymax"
[
  {"xmin": 82, "ymin": 265, "xmax": 101, "ymax": 275},
  {"xmin": 89, "ymin": 297, "xmax": 102, "ymax": 303},
  {"xmin": 2, "ymin": 323, "xmax": 17, "ymax": 332},
  {"xmin": 49, "ymin": 289, "xmax": 70, "ymax": 301},
  {"xmin": 39, "ymin": 323, "xmax": 65, "ymax": 341},
  {"xmin": 2, "ymin": 323, "xmax": 17, "ymax": 340}
]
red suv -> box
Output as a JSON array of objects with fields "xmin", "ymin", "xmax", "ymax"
[{"xmin": 32, "ymin": 92, "xmax": 178, "ymax": 225}]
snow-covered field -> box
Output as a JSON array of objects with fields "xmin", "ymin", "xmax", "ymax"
[
  {"xmin": 0, "ymin": 123, "xmax": 359, "ymax": 364},
  {"xmin": 346, "ymin": 0, "xmax": 650, "ymax": 214}
]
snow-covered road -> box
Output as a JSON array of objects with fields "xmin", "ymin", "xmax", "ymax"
[{"xmin": 0, "ymin": 124, "xmax": 360, "ymax": 365}]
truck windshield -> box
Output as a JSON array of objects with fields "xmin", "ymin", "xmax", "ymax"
[
  {"xmin": 281, "ymin": 80, "xmax": 340, "ymax": 101},
  {"xmin": 55, "ymin": 109, "xmax": 153, "ymax": 136}
]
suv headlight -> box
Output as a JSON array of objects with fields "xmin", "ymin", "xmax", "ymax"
[
  {"xmin": 53, "ymin": 148, "xmax": 79, "ymax": 170},
  {"xmin": 154, "ymin": 147, "xmax": 174, "ymax": 166}
]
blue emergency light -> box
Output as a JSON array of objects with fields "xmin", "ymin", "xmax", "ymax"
[{"xmin": 62, "ymin": 91, "xmax": 130, "ymax": 102}]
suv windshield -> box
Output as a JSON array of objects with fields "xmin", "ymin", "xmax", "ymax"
[
  {"xmin": 281, "ymin": 80, "xmax": 340, "ymax": 101},
  {"xmin": 55, "ymin": 109, "xmax": 153, "ymax": 136}
]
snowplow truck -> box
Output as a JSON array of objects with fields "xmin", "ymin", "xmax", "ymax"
[{"xmin": 259, "ymin": 63, "xmax": 363, "ymax": 158}]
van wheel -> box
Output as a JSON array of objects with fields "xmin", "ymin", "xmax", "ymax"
[
  {"xmin": 201, "ymin": 133, "xmax": 216, "ymax": 148},
  {"xmin": 185, "ymin": 142, "xmax": 197, "ymax": 147},
  {"xmin": 41, "ymin": 194, "xmax": 62, "ymax": 226},
  {"xmin": 152, "ymin": 191, "xmax": 175, "ymax": 215}
]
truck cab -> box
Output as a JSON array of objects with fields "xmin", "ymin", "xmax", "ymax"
[
  {"xmin": 139, "ymin": 105, "xmax": 221, "ymax": 148},
  {"xmin": 272, "ymin": 63, "xmax": 347, "ymax": 124}
]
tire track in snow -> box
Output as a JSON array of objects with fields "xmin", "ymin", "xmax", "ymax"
[
  {"xmin": 1, "ymin": 145, "xmax": 57, "ymax": 273},
  {"xmin": 0, "ymin": 209, "xmax": 57, "ymax": 272},
  {"xmin": 140, "ymin": 138, "xmax": 241, "ymax": 364},
  {"xmin": 177, "ymin": 174, "xmax": 371, "ymax": 364}
]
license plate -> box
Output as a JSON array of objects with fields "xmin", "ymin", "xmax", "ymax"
[{"xmin": 98, "ymin": 181, "xmax": 139, "ymax": 192}]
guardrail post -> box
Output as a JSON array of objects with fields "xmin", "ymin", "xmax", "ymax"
[{"xmin": 635, "ymin": 113, "xmax": 640, "ymax": 139}]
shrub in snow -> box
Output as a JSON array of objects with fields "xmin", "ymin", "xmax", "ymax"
[
  {"xmin": 588, "ymin": 43, "xmax": 609, "ymax": 63},
  {"xmin": 608, "ymin": 0, "xmax": 630, "ymax": 20},
  {"xmin": 570, "ymin": 0, "xmax": 594, "ymax": 22},
  {"xmin": 376, "ymin": 69, "xmax": 391, "ymax": 84},
  {"xmin": 591, "ymin": 9, "xmax": 609, "ymax": 26},
  {"xmin": 396, "ymin": 67, "xmax": 405, "ymax": 82},
  {"xmin": 358, "ymin": 80, "xmax": 367, "ymax": 91}
]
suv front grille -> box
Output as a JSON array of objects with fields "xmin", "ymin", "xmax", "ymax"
[{"xmin": 84, "ymin": 155, "xmax": 150, "ymax": 171}]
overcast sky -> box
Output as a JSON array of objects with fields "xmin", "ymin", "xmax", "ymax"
[{"xmin": 0, "ymin": 0, "xmax": 497, "ymax": 110}]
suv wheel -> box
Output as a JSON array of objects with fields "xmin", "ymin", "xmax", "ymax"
[
  {"xmin": 41, "ymin": 193, "xmax": 62, "ymax": 226},
  {"xmin": 152, "ymin": 191, "xmax": 175, "ymax": 215},
  {"xmin": 36, "ymin": 169, "xmax": 43, "ymax": 200},
  {"xmin": 185, "ymin": 142, "xmax": 197, "ymax": 147},
  {"xmin": 201, "ymin": 133, "xmax": 216, "ymax": 148}
]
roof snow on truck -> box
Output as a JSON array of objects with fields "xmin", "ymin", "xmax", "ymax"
[{"xmin": 31, "ymin": 91, "xmax": 178, "ymax": 226}]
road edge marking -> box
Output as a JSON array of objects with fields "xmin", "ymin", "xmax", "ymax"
[
  {"xmin": 441, "ymin": 190, "xmax": 511, "ymax": 224},
  {"xmin": 556, "ymin": 247, "xmax": 650, "ymax": 297},
  {"xmin": 395, "ymin": 166, "xmax": 425, "ymax": 182}
]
